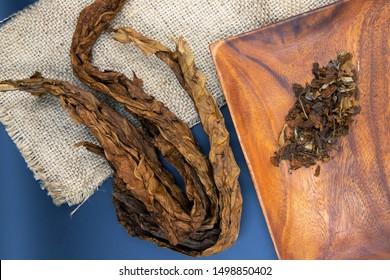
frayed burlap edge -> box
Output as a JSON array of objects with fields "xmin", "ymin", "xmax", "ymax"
[{"xmin": 0, "ymin": 92, "xmax": 112, "ymax": 206}]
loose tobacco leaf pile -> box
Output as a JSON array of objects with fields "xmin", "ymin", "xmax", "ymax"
[
  {"xmin": 0, "ymin": 0, "xmax": 242, "ymax": 257},
  {"xmin": 271, "ymin": 52, "xmax": 361, "ymax": 176}
]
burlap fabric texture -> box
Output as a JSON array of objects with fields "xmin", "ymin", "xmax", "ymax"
[{"xmin": 0, "ymin": 0, "xmax": 337, "ymax": 206}]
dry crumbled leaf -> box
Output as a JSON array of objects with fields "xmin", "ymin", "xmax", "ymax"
[
  {"xmin": 271, "ymin": 52, "xmax": 361, "ymax": 175},
  {"xmin": 278, "ymin": 124, "xmax": 288, "ymax": 147}
]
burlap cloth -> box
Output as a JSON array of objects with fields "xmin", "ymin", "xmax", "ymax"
[{"xmin": 0, "ymin": 0, "xmax": 336, "ymax": 206}]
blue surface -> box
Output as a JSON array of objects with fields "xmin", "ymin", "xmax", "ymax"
[{"xmin": 0, "ymin": 0, "xmax": 277, "ymax": 260}]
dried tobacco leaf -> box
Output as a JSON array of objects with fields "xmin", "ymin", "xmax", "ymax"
[
  {"xmin": 111, "ymin": 26, "xmax": 242, "ymax": 254},
  {"xmin": 271, "ymin": 52, "xmax": 361, "ymax": 175},
  {"xmin": 0, "ymin": 0, "xmax": 242, "ymax": 257}
]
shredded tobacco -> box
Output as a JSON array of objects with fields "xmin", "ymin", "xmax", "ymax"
[
  {"xmin": 0, "ymin": 0, "xmax": 242, "ymax": 257},
  {"xmin": 271, "ymin": 52, "xmax": 361, "ymax": 175}
]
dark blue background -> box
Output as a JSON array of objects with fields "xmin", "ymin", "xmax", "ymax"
[{"xmin": 0, "ymin": 0, "xmax": 277, "ymax": 260}]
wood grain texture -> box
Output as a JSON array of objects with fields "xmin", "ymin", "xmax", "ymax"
[{"xmin": 211, "ymin": 0, "xmax": 389, "ymax": 259}]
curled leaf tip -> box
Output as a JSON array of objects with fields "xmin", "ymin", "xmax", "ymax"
[
  {"xmin": 112, "ymin": 27, "xmax": 171, "ymax": 56},
  {"xmin": 0, "ymin": 83, "xmax": 17, "ymax": 91}
]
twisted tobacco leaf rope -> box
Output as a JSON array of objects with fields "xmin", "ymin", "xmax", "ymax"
[{"xmin": 0, "ymin": 0, "xmax": 242, "ymax": 257}]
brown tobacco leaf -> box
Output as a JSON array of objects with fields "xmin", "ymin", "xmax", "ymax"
[
  {"xmin": 271, "ymin": 52, "xmax": 361, "ymax": 174},
  {"xmin": 111, "ymin": 26, "xmax": 242, "ymax": 254},
  {"xmin": 1, "ymin": 0, "xmax": 242, "ymax": 257},
  {"xmin": 112, "ymin": 27, "xmax": 171, "ymax": 56}
]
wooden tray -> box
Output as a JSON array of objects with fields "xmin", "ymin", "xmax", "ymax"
[{"xmin": 210, "ymin": 0, "xmax": 389, "ymax": 259}]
